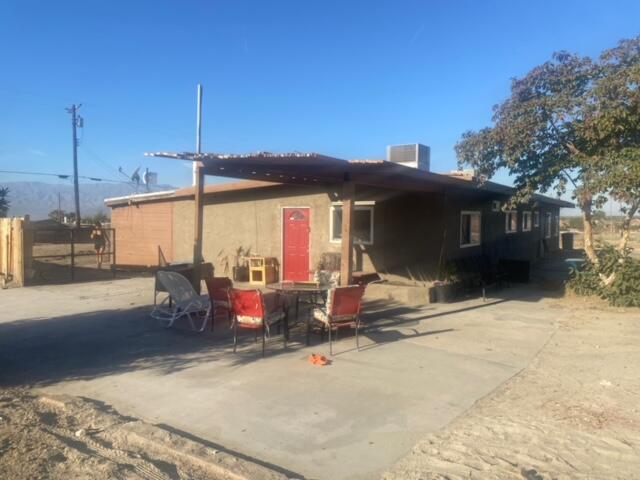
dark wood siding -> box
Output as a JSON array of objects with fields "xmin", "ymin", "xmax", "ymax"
[
  {"xmin": 112, "ymin": 202, "xmax": 173, "ymax": 266},
  {"xmin": 442, "ymin": 191, "xmax": 561, "ymax": 263}
]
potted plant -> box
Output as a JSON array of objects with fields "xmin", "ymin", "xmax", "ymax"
[
  {"xmin": 313, "ymin": 252, "xmax": 341, "ymax": 286},
  {"xmin": 216, "ymin": 249, "xmax": 231, "ymax": 276},
  {"xmin": 235, "ymin": 247, "xmax": 251, "ymax": 282}
]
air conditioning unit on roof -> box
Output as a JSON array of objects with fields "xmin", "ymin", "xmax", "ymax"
[{"xmin": 387, "ymin": 143, "xmax": 430, "ymax": 171}]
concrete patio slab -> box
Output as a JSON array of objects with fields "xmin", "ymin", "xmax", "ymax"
[{"xmin": 0, "ymin": 278, "xmax": 562, "ymax": 480}]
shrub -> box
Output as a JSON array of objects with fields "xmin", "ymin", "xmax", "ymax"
[
  {"xmin": 569, "ymin": 245, "xmax": 640, "ymax": 307},
  {"xmin": 564, "ymin": 216, "xmax": 584, "ymax": 230}
]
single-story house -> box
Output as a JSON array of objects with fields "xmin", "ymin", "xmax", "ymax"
[{"xmin": 105, "ymin": 144, "xmax": 573, "ymax": 286}]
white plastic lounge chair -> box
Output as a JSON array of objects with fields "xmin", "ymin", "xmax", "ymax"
[{"xmin": 151, "ymin": 271, "xmax": 210, "ymax": 331}]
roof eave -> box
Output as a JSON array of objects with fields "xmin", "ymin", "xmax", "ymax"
[{"xmin": 104, "ymin": 189, "xmax": 177, "ymax": 207}]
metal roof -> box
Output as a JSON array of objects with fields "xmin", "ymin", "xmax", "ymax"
[{"xmin": 143, "ymin": 151, "xmax": 574, "ymax": 208}]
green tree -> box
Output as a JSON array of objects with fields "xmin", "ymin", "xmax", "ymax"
[
  {"xmin": 593, "ymin": 209, "xmax": 607, "ymax": 223},
  {"xmin": 83, "ymin": 210, "xmax": 110, "ymax": 225},
  {"xmin": 48, "ymin": 209, "xmax": 66, "ymax": 222},
  {"xmin": 582, "ymin": 38, "xmax": 640, "ymax": 251},
  {"xmin": 0, "ymin": 187, "xmax": 9, "ymax": 217},
  {"xmin": 456, "ymin": 36, "xmax": 640, "ymax": 265}
]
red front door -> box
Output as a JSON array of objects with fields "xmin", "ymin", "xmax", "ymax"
[{"xmin": 283, "ymin": 208, "xmax": 310, "ymax": 281}]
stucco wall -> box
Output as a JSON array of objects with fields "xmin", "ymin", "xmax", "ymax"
[
  {"xmin": 173, "ymin": 185, "xmax": 346, "ymax": 277},
  {"xmin": 171, "ymin": 185, "xmax": 439, "ymax": 280},
  {"xmin": 358, "ymin": 191, "xmax": 445, "ymax": 283}
]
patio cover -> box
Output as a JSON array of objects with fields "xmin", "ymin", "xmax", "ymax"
[
  {"xmin": 146, "ymin": 151, "xmax": 574, "ymax": 207},
  {"xmin": 148, "ymin": 151, "xmax": 486, "ymax": 195}
]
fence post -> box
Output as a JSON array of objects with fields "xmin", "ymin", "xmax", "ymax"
[
  {"xmin": 112, "ymin": 228, "xmax": 116, "ymax": 278},
  {"xmin": 14, "ymin": 218, "xmax": 25, "ymax": 287},
  {"xmin": 70, "ymin": 229, "xmax": 75, "ymax": 281}
]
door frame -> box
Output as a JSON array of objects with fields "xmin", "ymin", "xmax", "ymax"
[{"xmin": 281, "ymin": 206, "xmax": 311, "ymax": 281}]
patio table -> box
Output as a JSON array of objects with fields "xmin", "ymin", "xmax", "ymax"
[{"xmin": 266, "ymin": 282, "xmax": 330, "ymax": 338}]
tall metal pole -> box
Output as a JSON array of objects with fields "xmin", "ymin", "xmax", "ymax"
[
  {"xmin": 192, "ymin": 85, "xmax": 205, "ymax": 292},
  {"xmin": 67, "ymin": 104, "xmax": 82, "ymax": 228},
  {"xmin": 193, "ymin": 84, "xmax": 203, "ymax": 185}
]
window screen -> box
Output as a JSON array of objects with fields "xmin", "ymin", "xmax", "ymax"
[{"xmin": 331, "ymin": 206, "xmax": 374, "ymax": 244}]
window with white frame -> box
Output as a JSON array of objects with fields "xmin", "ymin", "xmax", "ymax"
[
  {"xmin": 552, "ymin": 214, "xmax": 559, "ymax": 236},
  {"xmin": 491, "ymin": 200, "xmax": 501, "ymax": 212},
  {"xmin": 505, "ymin": 211, "xmax": 518, "ymax": 233},
  {"xmin": 330, "ymin": 203, "xmax": 374, "ymax": 245},
  {"xmin": 533, "ymin": 211, "xmax": 540, "ymax": 228},
  {"xmin": 544, "ymin": 212, "xmax": 552, "ymax": 238},
  {"xmin": 460, "ymin": 211, "xmax": 481, "ymax": 247},
  {"xmin": 522, "ymin": 211, "xmax": 532, "ymax": 232}
]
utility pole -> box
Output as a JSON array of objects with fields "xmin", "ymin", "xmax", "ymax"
[
  {"xmin": 57, "ymin": 192, "xmax": 62, "ymax": 223},
  {"xmin": 66, "ymin": 104, "xmax": 82, "ymax": 228}
]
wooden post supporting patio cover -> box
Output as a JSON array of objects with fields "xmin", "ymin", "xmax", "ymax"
[
  {"xmin": 192, "ymin": 164, "xmax": 205, "ymax": 293},
  {"xmin": 340, "ymin": 180, "xmax": 355, "ymax": 286}
]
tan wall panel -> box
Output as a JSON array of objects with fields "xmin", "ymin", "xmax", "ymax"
[{"xmin": 112, "ymin": 202, "xmax": 173, "ymax": 266}]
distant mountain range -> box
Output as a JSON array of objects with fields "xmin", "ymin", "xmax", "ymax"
[{"xmin": 0, "ymin": 181, "xmax": 176, "ymax": 220}]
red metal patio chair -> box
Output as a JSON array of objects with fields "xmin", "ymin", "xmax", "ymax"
[
  {"xmin": 309, "ymin": 285, "xmax": 366, "ymax": 355},
  {"xmin": 228, "ymin": 288, "xmax": 286, "ymax": 356},
  {"xmin": 204, "ymin": 277, "xmax": 233, "ymax": 331}
]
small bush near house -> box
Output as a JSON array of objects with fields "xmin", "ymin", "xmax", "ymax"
[{"xmin": 569, "ymin": 245, "xmax": 640, "ymax": 307}]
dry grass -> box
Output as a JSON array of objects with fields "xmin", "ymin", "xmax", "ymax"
[{"xmin": 567, "ymin": 229, "xmax": 640, "ymax": 258}]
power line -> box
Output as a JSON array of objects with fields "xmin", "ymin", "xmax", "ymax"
[
  {"xmin": 81, "ymin": 144, "xmax": 126, "ymax": 178},
  {"xmin": 80, "ymin": 145, "xmax": 146, "ymax": 193},
  {"xmin": 0, "ymin": 169, "xmax": 133, "ymax": 184}
]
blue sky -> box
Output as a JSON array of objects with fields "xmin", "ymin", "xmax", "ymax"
[{"xmin": 1, "ymin": 0, "xmax": 638, "ymax": 197}]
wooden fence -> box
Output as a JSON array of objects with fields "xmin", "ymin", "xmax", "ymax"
[
  {"xmin": 1, "ymin": 219, "xmax": 118, "ymax": 287},
  {"xmin": 0, "ymin": 218, "xmax": 26, "ymax": 287}
]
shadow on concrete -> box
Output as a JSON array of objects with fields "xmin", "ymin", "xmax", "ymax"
[
  {"xmin": 301, "ymin": 297, "xmax": 507, "ymax": 353},
  {"xmin": 363, "ymin": 298, "xmax": 509, "ymax": 325},
  {"xmin": 0, "ymin": 268, "xmax": 570, "ymax": 390},
  {"xmin": 0, "ymin": 307, "xmax": 295, "ymax": 388},
  {"xmin": 0, "ymin": 297, "xmax": 482, "ymax": 388},
  {"xmin": 341, "ymin": 328, "xmax": 456, "ymax": 355},
  {"xmin": 313, "ymin": 280, "xmax": 568, "ymax": 353}
]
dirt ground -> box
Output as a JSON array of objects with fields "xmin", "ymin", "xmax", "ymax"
[
  {"xmin": 0, "ymin": 389, "xmax": 285, "ymax": 480},
  {"xmin": 24, "ymin": 242, "xmax": 119, "ymax": 285},
  {"xmin": 383, "ymin": 294, "xmax": 640, "ymax": 480}
]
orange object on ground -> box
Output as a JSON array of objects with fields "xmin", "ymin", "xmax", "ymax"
[{"xmin": 308, "ymin": 353, "xmax": 331, "ymax": 366}]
